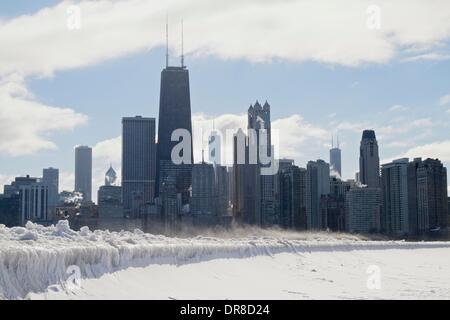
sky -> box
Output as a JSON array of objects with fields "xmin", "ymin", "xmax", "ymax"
[{"xmin": 1, "ymin": 0, "xmax": 450, "ymax": 202}]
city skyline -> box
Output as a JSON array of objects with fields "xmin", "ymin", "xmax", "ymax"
[
  {"xmin": 1, "ymin": 1, "xmax": 450, "ymax": 204},
  {"xmin": 3, "ymin": 1, "xmax": 450, "ymax": 303}
]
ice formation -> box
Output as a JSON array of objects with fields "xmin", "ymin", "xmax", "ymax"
[{"xmin": 0, "ymin": 220, "xmax": 449, "ymax": 299}]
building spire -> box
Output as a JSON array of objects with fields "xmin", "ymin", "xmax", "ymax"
[
  {"xmin": 181, "ymin": 19, "xmax": 185, "ymax": 68},
  {"xmin": 166, "ymin": 14, "xmax": 169, "ymax": 68}
]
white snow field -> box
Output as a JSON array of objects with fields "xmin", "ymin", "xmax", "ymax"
[{"xmin": 1, "ymin": 221, "xmax": 450, "ymax": 300}]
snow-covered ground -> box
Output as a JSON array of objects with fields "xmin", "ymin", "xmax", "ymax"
[{"xmin": 1, "ymin": 221, "xmax": 450, "ymax": 300}]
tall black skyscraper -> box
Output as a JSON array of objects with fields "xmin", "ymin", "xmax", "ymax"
[
  {"xmin": 359, "ymin": 130, "xmax": 380, "ymax": 188},
  {"xmin": 156, "ymin": 55, "xmax": 193, "ymax": 204}
]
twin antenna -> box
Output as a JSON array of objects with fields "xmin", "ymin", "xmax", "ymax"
[
  {"xmin": 331, "ymin": 135, "xmax": 340, "ymax": 149},
  {"xmin": 166, "ymin": 15, "xmax": 185, "ymax": 68}
]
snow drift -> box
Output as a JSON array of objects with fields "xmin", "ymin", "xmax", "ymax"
[{"xmin": 0, "ymin": 221, "xmax": 449, "ymax": 300}]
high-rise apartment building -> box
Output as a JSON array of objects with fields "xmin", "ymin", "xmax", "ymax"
[
  {"xmin": 306, "ymin": 159, "xmax": 330, "ymax": 229},
  {"xmin": 359, "ymin": 130, "xmax": 380, "ymax": 188},
  {"xmin": 75, "ymin": 146, "xmax": 92, "ymax": 202},
  {"xmin": 191, "ymin": 161, "xmax": 216, "ymax": 215},
  {"xmin": 381, "ymin": 158, "xmax": 409, "ymax": 236},
  {"xmin": 122, "ymin": 116, "xmax": 156, "ymax": 217},
  {"xmin": 346, "ymin": 187, "xmax": 382, "ymax": 234}
]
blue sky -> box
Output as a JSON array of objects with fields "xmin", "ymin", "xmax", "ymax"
[{"xmin": 1, "ymin": 0, "xmax": 450, "ymax": 199}]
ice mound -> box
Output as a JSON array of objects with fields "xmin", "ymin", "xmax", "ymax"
[{"xmin": 0, "ymin": 221, "xmax": 449, "ymax": 300}]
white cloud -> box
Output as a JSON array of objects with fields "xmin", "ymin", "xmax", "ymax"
[
  {"xmin": 389, "ymin": 105, "xmax": 409, "ymax": 112},
  {"xmin": 439, "ymin": 94, "xmax": 450, "ymax": 106},
  {"xmin": 0, "ymin": 0, "xmax": 449, "ymax": 79},
  {"xmin": 336, "ymin": 121, "xmax": 370, "ymax": 133},
  {"xmin": 402, "ymin": 140, "xmax": 450, "ymax": 162},
  {"xmin": 93, "ymin": 136, "xmax": 122, "ymax": 165},
  {"xmin": 59, "ymin": 170, "xmax": 75, "ymax": 193},
  {"xmin": 272, "ymin": 115, "xmax": 329, "ymax": 160},
  {"xmin": 192, "ymin": 113, "xmax": 246, "ymax": 165},
  {"xmin": 0, "ymin": 0, "xmax": 448, "ymax": 160},
  {"xmin": 402, "ymin": 53, "xmax": 450, "ymax": 62},
  {"xmin": 0, "ymin": 75, "xmax": 88, "ymax": 156},
  {"xmin": 377, "ymin": 118, "xmax": 435, "ymax": 140},
  {"xmin": 0, "ymin": 174, "xmax": 16, "ymax": 194}
]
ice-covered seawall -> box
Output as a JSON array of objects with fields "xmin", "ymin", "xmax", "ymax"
[{"xmin": 1, "ymin": 221, "xmax": 449, "ymax": 300}]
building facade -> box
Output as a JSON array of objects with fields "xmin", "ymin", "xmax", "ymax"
[
  {"xmin": 346, "ymin": 187, "xmax": 382, "ymax": 234},
  {"xmin": 156, "ymin": 66, "xmax": 193, "ymax": 205},
  {"xmin": 191, "ymin": 161, "xmax": 216, "ymax": 215},
  {"xmin": 232, "ymin": 129, "xmax": 261, "ymax": 225},
  {"xmin": 75, "ymin": 146, "xmax": 92, "ymax": 202},
  {"xmin": 122, "ymin": 116, "xmax": 156, "ymax": 217},
  {"xmin": 42, "ymin": 167, "xmax": 59, "ymax": 217},
  {"xmin": 381, "ymin": 158, "xmax": 409, "ymax": 236},
  {"xmin": 359, "ymin": 130, "xmax": 380, "ymax": 188},
  {"xmin": 306, "ymin": 160, "xmax": 330, "ymax": 230}
]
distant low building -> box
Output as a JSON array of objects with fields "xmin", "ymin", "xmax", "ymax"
[{"xmin": 2, "ymin": 175, "xmax": 51, "ymax": 226}]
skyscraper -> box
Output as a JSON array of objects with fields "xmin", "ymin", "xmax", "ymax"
[
  {"xmin": 122, "ymin": 116, "xmax": 156, "ymax": 217},
  {"xmin": 214, "ymin": 165, "xmax": 229, "ymax": 216},
  {"xmin": 278, "ymin": 165, "xmax": 307, "ymax": 229},
  {"xmin": 75, "ymin": 146, "xmax": 92, "ymax": 202},
  {"xmin": 359, "ymin": 130, "xmax": 380, "ymax": 188},
  {"xmin": 346, "ymin": 187, "xmax": 382, "ymax": 234},
  {"xmin": 330, "ymin": 136, "xmax": 342, "ymax": 178},
  {"xmin": 306, "ymin": 159, "xmax": 330, "ymax": 230},
  {"xmin": 156, "ymin": 65, "xmax": 193, "ymax": 205},
  {"xmin": 416, "ymin": 158, "xmax": 448, "ymax": 234},
  {"xmin": 191, "ymin": 160, "xmax": 216, "ymax": 215},
  {"xmin": 248, "ymin": 101, "xmax": 276, "ymax": 226},
  {"xmin": 232, "ymin": 129, "xmax": 261, "ymax": 225},
  {"xmin": 381, "ymin": 158, "xmax": 409, "ymax": 236},
  {"xmin": 42, "ymin": 167, "xmax": 59, "ymax": 215},
  {"xmin": 328, "ymin": 177, "xmax": 352, "ymax": 232}
]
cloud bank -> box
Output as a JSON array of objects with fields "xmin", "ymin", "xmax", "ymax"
[
  {"xmin": 0, "ymin": 74, "xmax": 87, "ymax": 156},
  {"xmin": 0, "ymin": 0, "xmax": 449, "ymax": 79}
]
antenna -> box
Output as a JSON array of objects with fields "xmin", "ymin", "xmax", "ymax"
[
  {"xmin": 337, "ymin": 135, "xmax": 340, "ymax": 149},
  {"xmin": 181, "ymin": 19, "xmax": 185, "ymax": 68},
  {"xmin": 331, "ymin": 135, "xmax": 334, "ymax": 148},
  {"xmin": 166, "ymin": 14, "xmax": 169, "ymax": 68}
]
